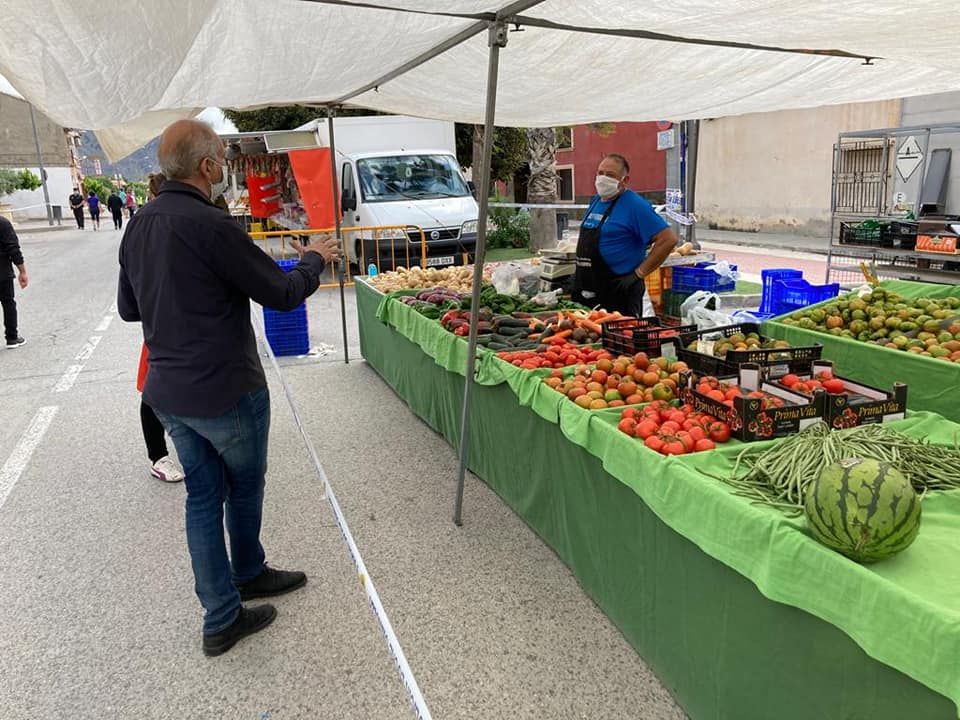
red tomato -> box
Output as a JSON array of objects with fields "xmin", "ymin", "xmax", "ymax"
[
  {"xmin": 661, "ymin": 439, "xmax": 688, "ymax": 455},
  {"xmin": 618, "ymin": 418, "xmax": 637, "ymax": 435},
  {"xmin": 644, "ymin": 435, "xmax": 664, "ymax": 452},
  {"xmin": 622, "ymin": 407, "xmax": 640, "ymax": 420},
  {"xmin": 822, "ymin": 378, "xmax": 846, "ymax": 394},
  {"xmin": 781, "ymin": 374, "xmax": 800, "ymax": 388},
  {"xmin": 660, "ymin": 421, "xmax": 681, "ymax": 435},
  {"xmin": 667, "ymin": 410, "xmax": 687, "ymax": 425},
  {"xmin": 675, "ymin": 431, "xmax": 695, "ymax": 451},
  {"xmin": 634, "ymin": 419, "xmax": 660, "ymax": 440},
  {"xmin": 709, "ymin": 422, "xmax": 732, "ymax": 443},
  {"xmin": 724, "ymin": 387, "xmax": 741, "ymax": 401},
  {"xmin": 707, "ymin": 389, "xmax": 725, "ymax": 402},
  {"xmin": 688, "ymin": 426, "xmax": 707, "ymax": 443},
  {"xmin": 695, "ymin": 438, "xmax": 716, "ymax": 452}
]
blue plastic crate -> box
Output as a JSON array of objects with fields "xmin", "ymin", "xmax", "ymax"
[
  {"xmin": 770, "ymin": 279, "xmax": 840, "ymax": 316},
  {"xmin": 670, "ymin": 262, "xmax": 737, "ymax": 293},
  {"xmin": 262, "ymin": 259, "xmax": 310, "ymax": 357},
  {"xmin": 759, "ymin": 268, "xmax": 803, "ymax": 314}
]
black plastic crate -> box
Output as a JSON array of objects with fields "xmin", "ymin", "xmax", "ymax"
[
  {"xmin": 601, "ymin": 316, "xmax": 696, "ymax": 357},
  {"xmin": 839, "ymin": 221, "xmax": 882, "ymax": 246},
  {"xmin": 676, "ymin": 322, "xmax": 823, "ymax": 378},
  {"xmin": 880, "ymin": 221, "xmax": 918, "ymax": 250}
]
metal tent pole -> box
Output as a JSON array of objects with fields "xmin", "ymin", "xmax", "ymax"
[
  {"xmin": 327, "ymin": 107, "xmax": 350, "ymax": 364},
  {"xmin": 685, "ymin": 119, "xmax": 700, "ymax": 248},
  {"xmin": 28, "ymin": 104, "xmax": 54, "ymax": 226},
  {"xmin": 453, "ymin": 21, "xmax": 507, "ymax": 526}
]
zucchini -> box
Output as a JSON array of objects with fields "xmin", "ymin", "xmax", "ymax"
[
  {"xmin": 487, "ymin": 342, "xmax": 512, "ymax": 350},
  {"xmin": 497, "ymin": 326, "xmax": 530, "ymax": 337},
  {"xmin": 495, "ymin": 317, "xmax": 531, "ymax": 328}
]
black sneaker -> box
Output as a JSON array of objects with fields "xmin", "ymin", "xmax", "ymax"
[
  {"xmin": 202, "ymin": 604, "xmax": 277, "ymax": 657},
  {"xmin": 5, "ymin": 336, "xmax": 25, "ymax": 349},
  {"xmin": 237, "ymin": 566, "xmax": 307, "ymax": 601}
]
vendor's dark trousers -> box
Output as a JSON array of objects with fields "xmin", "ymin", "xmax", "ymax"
[
  {"xmin": 154, "ymin": 388, "xmax": 270, "ymax": 634},
  {"xmin": 140, "ymin": 400, "xmax": 169, "ymax": 463},
  {"xmin": 111, "ymin": 210, "xmax": 123, "ymax": 230},
  {"xmin": 0, "ymin": 276, "xmax": 17, "ymax": 341},
  {"xmin": 72, "ymin": 208, "xmax": 84, "ymax": 229},
  {"xmin": 600, "ymin": 274, "xmax": 648, "ymax": 318}
]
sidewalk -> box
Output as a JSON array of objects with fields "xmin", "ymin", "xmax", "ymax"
[
  {"xmin": 11, "ymin": 217, "xmax": 70, "ymax": 234},
  {"xmin": 695, "ymin": 227, "xmax": 829, "ymax": 256}
]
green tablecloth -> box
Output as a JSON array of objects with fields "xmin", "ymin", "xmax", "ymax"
[
  {"xmin": 357, "ymin": 279, "xmax": 959, "ymax": 719},
  {"xmin": 763, "ymin": 280, "xmax": 960, "ymax": 422}
]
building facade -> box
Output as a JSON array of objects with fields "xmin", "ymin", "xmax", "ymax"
[
  {"xmin": 695, "ymin": 99, "xmax": 904, "ymax": 238},
  {"xmin": 555, "ymin": 122, "xmax": 665, "ymax": 205},
  {"xmin": 0, "ymin": 92, "xmax": 82, "ymax": 220}
]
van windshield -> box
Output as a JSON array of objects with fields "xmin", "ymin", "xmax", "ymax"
[{"xmin": 357, "ymin": 154, "xmax": 469, "ymax": 202}]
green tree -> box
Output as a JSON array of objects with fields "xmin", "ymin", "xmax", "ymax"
[
  {"xmin": 223, "ymin": 105, "xmax": 384, "ymax": 132},
  {"xmin": 0, "ymin": 168, "xmax": 41, "ymax": 196},
  {"xmin": 81, "ymin": 175, "xmax": 116, "ymax": 204},
  {"xmin": 454, "ymin": 124, "xmax": 527, "ymax": 183}
]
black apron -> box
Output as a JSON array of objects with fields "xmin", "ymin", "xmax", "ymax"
[{"xmin": 573, "ymin": 193, "xmax": 647, "ymax": 316}]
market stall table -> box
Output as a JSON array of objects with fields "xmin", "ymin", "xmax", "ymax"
[
  {"xmin": 763, "ymin": 279, "xmax": 960, "ymax": 422},
  {"xmin": 356, "ymin": 278, "xmax": 960, "ymax": 720}
]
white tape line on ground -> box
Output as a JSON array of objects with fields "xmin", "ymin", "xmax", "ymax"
[
  {"xmin": 75, "ymin": 335, "xmax": 102, "ymax": 362},
  {"xmin": 94, "ymin": 315, "xmax": 113, "ymax": 332},
  {"xmin": 251, "ymin": 310, "xmax": 433, "ymax": 720},
  {"xmin": 0, "ymin": 406, "xmax": 58, "ymax": 511}
]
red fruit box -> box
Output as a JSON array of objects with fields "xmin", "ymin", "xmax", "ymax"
[
  {"xmin": 679, "ymin": 363, "xmax": 826, "ymax": 442},
  {"xmin": 767, "ymin": 360, "xmax": 907, "ymax": 429}
]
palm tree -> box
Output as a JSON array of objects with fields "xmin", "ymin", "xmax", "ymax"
[{"xmin": 525, "ymin": 127, "xmax": 559, "ymax": 251}]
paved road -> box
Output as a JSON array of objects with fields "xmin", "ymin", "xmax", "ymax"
[{"xmin": 0, "ymin": 226, "xmax": 687, "ymax": 719}]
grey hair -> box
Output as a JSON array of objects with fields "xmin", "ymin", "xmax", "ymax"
[{"xmin": 158, "ymin": 121, "xmax": 221, "ymax": 181}]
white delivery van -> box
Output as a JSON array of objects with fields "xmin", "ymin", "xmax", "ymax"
[{"xmin": 223, "ymin": 115, "xmax": 478, "ymax": 271}]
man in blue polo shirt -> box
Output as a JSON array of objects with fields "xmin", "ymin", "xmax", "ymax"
[{"xmin": 573, "ymin": 153, "xmax": 677, "ymax": 316}]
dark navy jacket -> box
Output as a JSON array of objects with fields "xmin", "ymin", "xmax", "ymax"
[{"xmin": 118, "ymin": 181, "xmax": 325, "ymax": 417}]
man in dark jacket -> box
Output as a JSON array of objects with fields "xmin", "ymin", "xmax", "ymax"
[
  {"xmin": 107, "ymin": 190, "xmax": 124, "ymax": 230},
  {"xmin": 118, "ymin": 119, "xmax": 340, "ymax": 656},
  {"xmin": 68, "ymin": 187, "xmax": 85, "ymax": 229},
  {"xmin": 0, "ymin": 216, "xmax": 28, "ymax": 348}
]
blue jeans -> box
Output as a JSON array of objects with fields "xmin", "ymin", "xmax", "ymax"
[{"xmin": 155, "ymin": 388, "xmax": 270, "ymax": 634}]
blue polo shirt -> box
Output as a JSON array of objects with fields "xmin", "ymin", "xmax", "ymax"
[{"xmin": 581, "ymin": 190, "xmax": 669, "ymax": 275}]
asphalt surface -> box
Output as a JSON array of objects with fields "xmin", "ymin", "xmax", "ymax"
[{"xmin": 0, "ymin": 225, "xmax": 689, "ymax": 719}]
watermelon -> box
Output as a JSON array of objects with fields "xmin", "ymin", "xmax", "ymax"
[{"xmin": 804, "ymin": 457, "xmax": 921, "ymax": 563}]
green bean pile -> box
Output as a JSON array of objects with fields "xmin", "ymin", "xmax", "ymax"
[{"xmin": 717, "ymin": 422, "xmax": 960, "ymax": 514}]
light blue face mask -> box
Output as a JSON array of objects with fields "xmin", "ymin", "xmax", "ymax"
[{"xmin": 209, "ymin": 162, "xmax": 229, "ymax": 201}]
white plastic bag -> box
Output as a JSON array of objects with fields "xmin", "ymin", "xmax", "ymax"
[
  {"xmin": 491, "ymin": 262, "xmax": 540, "ymax": 296},
  {"xmin": 680, "ymin": 291, "xmax": 733, "ymax": 330},
  {"xmin": 705, "ymin": 261, "xmax": 740, "ymax": 283},
  {"xmin": 527, "ymin": 288, "xmax": 562, "ymax": 308}
]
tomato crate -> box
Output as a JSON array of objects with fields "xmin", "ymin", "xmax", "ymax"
[
  {"xmin": 766, "ymin": 360, "xmax": 907, "ymax": 429},
  {"xmin": 679, "ymin": 364, "xmax": 826, "ymax": 442},
  {"xmin": 676, "ymin": 322, "xmax": 823, "ymax": 378},
  {"xmin": 601, "ymin": 316, "xmax": 695, "ymax": 357}
]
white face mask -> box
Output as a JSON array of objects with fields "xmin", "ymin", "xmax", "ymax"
[
  {"xmin": 595, "ymin": 174, "xmax": 621, "ymax": 199},
  {"xmin": 209, "ymin": 162, "xmax": 229, "ymax": 201}
]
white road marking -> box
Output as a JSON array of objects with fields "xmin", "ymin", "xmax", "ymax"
[
  {"xmin": 0, "ymin": 406, "xmax": 58, "ymax": 511},
  {"xmin": 53, "ymin": 335, "xmax": 104, "ymax": 392},
  {"xmin": 53, "ymin": 365, "xmax": 83, "ymax": 393},
  {"xmin": 74, "ymin": 336, "xmax": 102, "ymax": 361},
  {"xmin": 94, "ymin": 315, "xmax": 113, "ymax": 332}
]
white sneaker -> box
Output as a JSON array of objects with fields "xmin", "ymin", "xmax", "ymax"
[{"xmin": 150, "ymin": 455, "xmax": 185, "ymax": 483}]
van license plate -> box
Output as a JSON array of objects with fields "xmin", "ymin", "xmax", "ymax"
[{"xmin": 426, "ymin": 255, "xmax": 455, "ymax": 267}]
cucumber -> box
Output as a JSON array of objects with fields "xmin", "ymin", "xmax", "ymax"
[
  {"xmin": 488, "ymin": 342, "xmax": 512, "ymax": 350},
  {"xmin": 497, "ymin": 326, "xmax": 530, "ymax": 337},
  {"xmin": 497, "ymin": 317, "xmax": 531, "ymax": 328}
]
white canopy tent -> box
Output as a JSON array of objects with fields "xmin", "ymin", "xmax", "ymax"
[
  {"xmin": 4, "ymin": 3, "xmax": 960, "ymax": 714},
  {"xmin": 5, "ymin": 0, "xmax": 960, "ymax": 523},
  {"xmin": 2, "ymin": 0, "xmax": 960, "ymax": 159}
]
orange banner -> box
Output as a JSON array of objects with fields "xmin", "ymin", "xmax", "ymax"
[{"xmin": 288, "ymin": 148, "xmax": 336, "ymax": 229}]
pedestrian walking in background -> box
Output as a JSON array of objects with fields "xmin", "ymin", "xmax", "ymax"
[
  {"xmin": 0, "ymin": 215, "xmax": 28, "ymax": 348},
  {"xmin": 68, "ymin": 187, "xmax": 85, "ymax": 229},
  {"xmin": 107, "ymin": 190, "xmax": 124, "ymax": 230},
  {"xmin": 87, "ymin": 190, "xmax": 101, "ymax": 230},
  {"xmin": 118, "ymin": 119, "xmax": 341, "ymax": 656},
  {"xmin": 134, "ymin": 171, "xmax": 184, "ymax": 483},
  {"xmin": 125, "ymin": 188, "xmax": 137, "ymax": 218}
]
